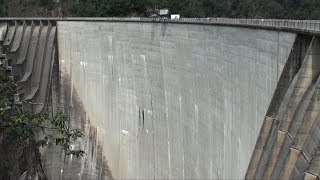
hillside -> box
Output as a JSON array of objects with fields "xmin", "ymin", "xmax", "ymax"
[{"xmin": 0, "ymin": 0, "xmax": 320, "ymax": 19}]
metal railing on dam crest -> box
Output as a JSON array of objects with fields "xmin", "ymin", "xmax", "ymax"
[{"xmin": 1, "ymin": 17, "xmax": 320, "ymax": 35}]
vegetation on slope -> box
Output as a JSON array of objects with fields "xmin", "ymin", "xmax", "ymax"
[
  {"xmin": 0, "ymin": 0, "xmax": 55, "ymax": 17},
  {"xmin": 1, "ymin": 0, "xmax": 320, "ymax": 19}
]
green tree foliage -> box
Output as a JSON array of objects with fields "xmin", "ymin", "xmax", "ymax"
[
  {"xmin": 66, "ymin": 0, "xmax": 320, "ymax": 19},
  {"xmin": 1, "ymin": 0, "xmax": 320, "ymax": 19},
  {"xmin": 0, "ymin": 0, "xmax": 54, "ymax": 17},
  {"xmin": 0, "ymin": 66, "xmax": 85, "ymax": 178},
  {"xmin": 0, "ymin": 69, "xmax": 14, "ymax": 108},
  {"xmin": 69, "ymin": 0, "xmax": 154, "ymax": 17},
  {"xmin": 0, "ymin": 112, "xmax": 85, "ymax": 157},
  {"xmin": 0, "ymin": 0, "xmax": 8, "ymax": 16},
  {"xmin": 0, "ymin": 66, "xmax": 84, "ymax": 157}
]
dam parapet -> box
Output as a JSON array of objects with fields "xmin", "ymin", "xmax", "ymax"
[{"xmin": 1, "ymin": 17, "xmax": 320, "ymax": 35}]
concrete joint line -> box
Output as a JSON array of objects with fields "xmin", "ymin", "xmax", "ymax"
[
  {"xmin": 290, "ymin": 147, "xmax": 311, "ymax": 163},
  {"xmin": 278, "ymin": 130, "xmax": 293, "ymax": 140}
]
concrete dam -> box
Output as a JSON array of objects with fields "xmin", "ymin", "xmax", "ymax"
[{"xmin": 0, "ymin": 18, "xmax": 320, "ymax": 179}]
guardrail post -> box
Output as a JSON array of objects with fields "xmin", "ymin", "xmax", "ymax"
[
  {"xmin": 308, "ymin": 21, "xmax": 311, "ymax": 30},
  {"xmin": 299, "ymin": 21, "xmax": 302, "ymax": 29}
]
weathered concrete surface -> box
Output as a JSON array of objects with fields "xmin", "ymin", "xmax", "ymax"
[
  {"xmin": 57, "ymin": 21, "xmax": 296, "ymax": 179},
  {"xmin": 0, "ymin": 21, "xmax": 57, "ymax": 114},
  {"xmin": 0, "ymin": 20, "xmax": 59, "ymax": 180},
  {"xmin": 0, "ymin": 23, "xmax": 6, "ymax": 42},
  {"xmin": 0, "ymin": 20, "xmax": 111, "ymax": 180},
  {"xmin": 246, "ymin": 36, "xmax": 320, "ymax": 179},
  {"xmin": 0, "ymin": 23, "xmax": 6, "ymax": 55}
]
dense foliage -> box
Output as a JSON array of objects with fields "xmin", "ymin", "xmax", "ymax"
[
  {"xmin": 0, "ymin": 66, "xmax": 84, "ymax": 156},
  {"xmin": 0, "ymin": 0, "xmax": 320, "ymax": 19},
  {"xmin": 0, "ymin": 0, "xmax": 54, "ymax": 17},
  {"xmin": 0, "ymin": 66, "xmax": 84, "ymax": 179}
]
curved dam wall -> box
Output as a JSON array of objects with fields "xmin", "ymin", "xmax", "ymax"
[{"xmin": 57, "ymin": 21, "xmax": 296, "ymax": 179}]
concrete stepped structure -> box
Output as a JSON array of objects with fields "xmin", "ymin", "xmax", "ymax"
[
  {"xmin": 0, "ymin": 18, "xmax": 320, "ymax": 179},
  {"xmin": 0, "ymin": 20, "xmax": 56, "ymax": 114},
  {"xmin": 246, "ymin": 36, "xmax": 320, "ymax": 180}
]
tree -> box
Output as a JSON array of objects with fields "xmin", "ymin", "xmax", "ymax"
[
  {"xmin": 0, "ymin": 65, "xmax": 85, "ymax": 179},
  {"xmin": 69, "ymin": 0, "xmax": 154, "ymax": 17},
  {"xmin": 0, "ymin": 0, "xmax": 8, "ymax": 17},
  {"xmin": 2, "ymin": 0, "xmax": 320, "ymax": 19}
]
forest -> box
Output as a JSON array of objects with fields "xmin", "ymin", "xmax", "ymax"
[{"xmin": 0, "ymin": 0, "xmax": 320, "ymax": 19}]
